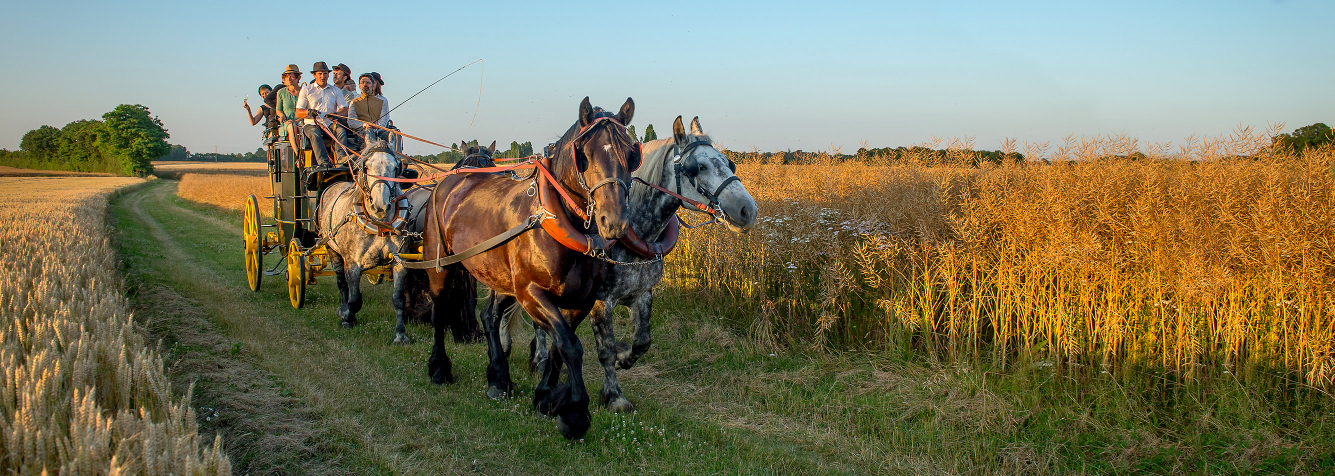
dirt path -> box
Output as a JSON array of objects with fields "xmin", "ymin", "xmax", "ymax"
[{"xmin": 111, "ymin": 180, "xmax": 880, "ymax": 475}]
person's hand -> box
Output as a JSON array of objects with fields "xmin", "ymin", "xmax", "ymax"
[{"xmin": 243, "ymin": 98, "xmax": 250, "ymax": 110}]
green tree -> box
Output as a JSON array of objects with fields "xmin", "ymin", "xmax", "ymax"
[
  {"xmin": 160, "ymin": 144, "xmax": 190, "ymax": 161},
  {"xmin": 57, "ymin": 120, "xmax": 107, "ymax": 172},
  {"xmin": 627, "ymin": 125, "xmax": 639, "ymax": 142},
  {"xmin": 20, "ymin": 125, "xmax": 62, "ymax": 161},
  {"xmin": 1273, "ymin": 123, "xmax": 1334, "ymax": 154},
  {"xmin": 101, "ymin": 104, "xmax": 169, "ymax": 176},
  {"xmin": 642, "ymin": 124, "xmax": 657, "ymax": 142}
]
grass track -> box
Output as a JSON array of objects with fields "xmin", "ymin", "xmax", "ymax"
[
  {"xmin": 111, "ymin": 179, "xmax": 1335, "ymax": 475},
  {"xmin": 110, "ymin": 179, "xmax": 875, "ymax": 475}
]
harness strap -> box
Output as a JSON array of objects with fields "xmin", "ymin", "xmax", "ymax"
[
  {"xmin": 632, "ymin": 177, "xmax": 721, "ymax": 217},
  {"xmin": 398, "ymin": 216, "xmax": 540, "ymax": 269}
]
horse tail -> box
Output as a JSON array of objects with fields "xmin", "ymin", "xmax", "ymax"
[{"xmin": 443, "ymin": 267, "xmax": 483, "ymax": 343}]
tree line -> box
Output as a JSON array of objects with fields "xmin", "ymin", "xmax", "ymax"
[
  {"xmin": 413, "ymin": 140, "xmax": 535, "ymax": 164},
  {"xmin": 722, "ymin": 146, "xmax": 1025, "ymax": 167},
  {"xmin": 0, "ymin": 104, "xmax": 169, "ymax": 176}
]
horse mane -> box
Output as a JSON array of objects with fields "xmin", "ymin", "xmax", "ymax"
[
  {"xmin": 360, "ymin": 138, "xmax": 391, "ymax": 156},
  {"xmin": 628, "ymin": 133, "xmax": 713, "ymax": 204},
  {"xmin": 548, "ymin": 107, "xmax": 623, "ymax": 177}
]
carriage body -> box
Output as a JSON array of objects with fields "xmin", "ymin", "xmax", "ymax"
[{"xmin": 243, "ymin": 139, "xmax": 402, "ymax": 308}]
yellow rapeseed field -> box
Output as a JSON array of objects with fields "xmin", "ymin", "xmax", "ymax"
[{"xmin": 0, "ymin": 177, "xmax": 230, "ymax": 474}]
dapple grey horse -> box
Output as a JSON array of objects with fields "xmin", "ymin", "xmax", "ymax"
[{"xmin": 317, "ymin": 139, "xmax": 415, "ymax": 343}]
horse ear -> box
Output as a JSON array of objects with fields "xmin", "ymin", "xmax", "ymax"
[
  {"xmin": 617, "ymin": 97, "xmax": 634, "ymax": 125},
  {"xmin": 690, "ymin": 116, "xmax": 703, "ymax": 135},
  {"xmin": 627, "ymin": 142, "xmax": 642, "ymax": 172},
  {"xmin": 578, "ymin": 96, "xmax": 593, "ymax": 127},
  {"xmin": 573, "ymin": 143, "xmax": 589, "ymax": 172},
  {"xmin": 673, "ymin": 116, "xmax": 686, "ymax": 144},
  {"xmin": 488, "ymin": 140, "xmax": 497, "ymax": 155}
]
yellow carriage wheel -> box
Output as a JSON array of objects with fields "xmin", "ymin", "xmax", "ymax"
[
  {"xmin": 286, "ymin": 239, "xmax": 307, "ymax": 309},
  {"xmin": 243, "ymin": 195, "xmax": 263, "ymax": 291}
]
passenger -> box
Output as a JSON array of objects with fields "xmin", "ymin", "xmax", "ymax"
[
  {"xmin": 333, "ymin": 63, "xmax": 358, "ymax": 104},
  {"xmin": 243, "ymin": 84, "xmax": 279, "ymax": 143},
  {"xmin": 348, "ymin": 72, "xmax": 390, "ymax": 145},
  {"xmin": 275, "ymin": 64, "xmax": 304, "ymax": 151},
  {"xmin": 331, "ymin": 63, "xmax": 358, "ymax": 152},
  {"xmin": 296, "ymin": 61, "xmax": 348, "ymax": 165}
]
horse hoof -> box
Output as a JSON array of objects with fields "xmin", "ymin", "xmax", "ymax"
[
  {"xmin": 615, "ymin": 357, "xmax": 636, "ymax": 370},
  {"xmin": 428, "ymin": 359, "xmax": 454, "ymax": 385},
  {"xmin": 430, "ymin": 369, "xmax": 454, "ymax": 385},
  {"xmin": 341, "ymin": 320, "xmax": 355, "ymax": 329},
  {"xmin": 557, "ymin": 411, "xmax": 591, "ymax": 440},
  {"xmin": 392, "ymin": 333, "xmax": 411, "ymax": 345},
  {"xmin": 607, "ymin": 397, "xmax": 635, "ymax": 413},
  {"xmin": 487, "ymin": 385, "xmax": 508, "ymax": 400}
]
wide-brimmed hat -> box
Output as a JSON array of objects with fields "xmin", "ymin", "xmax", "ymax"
[
  {"xmin": 310, "ymin": 61, "xmax": 332, "ymax": 73},
  {"xmin": 358, "ymin": 72, "xmax": 385, "ymax": 85},
  {"xmin": 335, "ymin": 63, "xmax": 351, "ymax": 76},
  {"xmin": 282, "ymin": 64, "xmax": 301, "ymax": 76}
]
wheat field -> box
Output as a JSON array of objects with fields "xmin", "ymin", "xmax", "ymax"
[
  {"xmin": 674, "ymin": 129, "xmax": 1335, "ymax": 389},
  {"xmin": 174, "ymin": 129, "xmax": 1335, "ymax": 390},
  {"xmin": 0, "ymin": 177, "xmax": 230, "ymax": 474}
]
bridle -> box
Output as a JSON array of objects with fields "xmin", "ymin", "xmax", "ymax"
[
  {"xmin": 566, "ymin": 115, "xmax": 640, "ymax": 228},
  {"xmin": 348, "ymin": 145, "xmax": 410, "ymax": 234},
  {"xmin": 670, "ymin": 139, "xmax": 740, "ymax": 217}
]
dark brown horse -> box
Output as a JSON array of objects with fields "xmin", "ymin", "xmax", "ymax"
[{"xmin": 420, "ymin": 97, "xmax": 639, "ymax": 439}]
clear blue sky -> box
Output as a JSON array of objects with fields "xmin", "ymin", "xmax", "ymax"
[{"xmin": 2, "ymin": 1, "xmax": 1331, "ymax": 156}]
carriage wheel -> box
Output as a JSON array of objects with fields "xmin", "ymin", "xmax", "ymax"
[
  {"xmin": 365, "ymin": 272, "xmax": 385, "ymax": 285},
  {"xmin": 243, "ymin": 195, "xmax": 263, "ymax": 291},
  {"xmin": 286, "ymin": 239, "xmax": 307, "ymax": 309}
]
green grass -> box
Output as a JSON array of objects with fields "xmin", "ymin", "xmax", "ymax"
[{"xmin": 109, "ymin": 179, "xmax": 1335, "ymax": 475}]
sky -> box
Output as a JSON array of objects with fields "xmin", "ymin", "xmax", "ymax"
[{"xmin": 1, "ymin": 0, "xmax": 1332, "ymax": 156}]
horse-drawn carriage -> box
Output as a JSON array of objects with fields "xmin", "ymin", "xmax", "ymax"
[
  {"xmin": 241, "ymin": 129, "xmax": 412, "ymax": 309},
  {"xmin": 237, "ymin": 96, "xmax": 759, "ymax": 439}
]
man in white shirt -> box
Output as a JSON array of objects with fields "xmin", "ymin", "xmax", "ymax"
[
  {"xmin": 296, "ymin": 62, "xmax": 348, "ymax": 164},
  {"xmin": 348, "ymin": 72, "xmax": 391, "ymax": 145}
]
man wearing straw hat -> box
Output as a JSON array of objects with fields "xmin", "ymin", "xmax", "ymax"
[{"xmin": 296, "ymin": 61, "xmax": 348, "ymax": 164}]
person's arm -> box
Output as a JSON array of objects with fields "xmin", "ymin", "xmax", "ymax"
[
  {"xmin": 276, "ymin": 94, "xmax": 288, "ymax": 121},
  {"xmin": 295, "ymin": 88, "xmax": 310, "ymax": 120},
  {"xmin": 377, "ymin": 98, "xmax": 390, "ymax": 128},
  {"xmin": 335, "ymin": 91, "xmax": 348, "ymax": 118},
  {"xmin": 346, "ymin": 98, "xmax": 364, "ymax": 129},
  {"xmin": 244, "ymin": 101, "xmax": 263, "ymax": 125}
]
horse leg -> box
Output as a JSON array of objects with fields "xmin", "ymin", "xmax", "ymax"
[
  {"xmin": 589, "ymin": 300, "xmax": 633, "ymax": 412},
  {"xmin": 390, "ymin": 264, "xmax": 411, "ymax": 345},
  {"xmin": 617, "ymin": 291, "xmax": 655, "ymax": 369},
  {"xmin": 342, "ymin": 262, "xmax": 364, "ymax": 328},
  {"xmin": 330, "ymin": 252, "xmax": 353, "ymax": 325},
  {"xmin": 482, "ymin": 291, "xmax": 514, "ymax": 399},
  {"xmin": 519, "ymin": 291, "xmax": 590, "ymax": 439},
  {"xmin": 426, "ymin": 267, "xmax": 458, "ymax": 385},
  {"xmin": 529, "ymin": 318, "xmax": 549, "ymax": 374}
]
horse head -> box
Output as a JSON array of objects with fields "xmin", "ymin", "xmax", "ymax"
[
  {"xmin": 668, "ymin": 116, "xmax": 757, "ymax": 232},
  {"xmin": 557, "ymin": 96, "xmax": 639, "ymax": 240},
  {"xmin": 358, "ymin": 139, "xmax": 403, "ymax": 219},
  {"xmin": 452, "ymin": 140, "xmax": 497, "ymax": 170}
]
